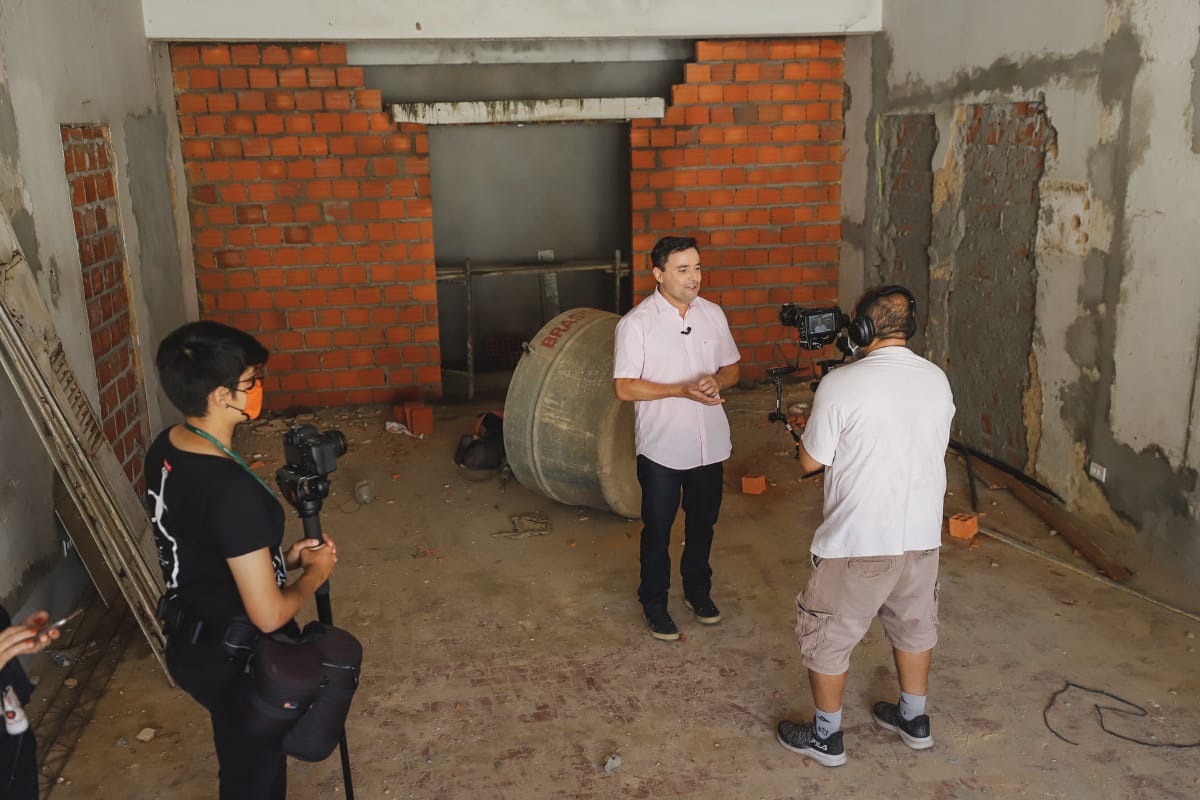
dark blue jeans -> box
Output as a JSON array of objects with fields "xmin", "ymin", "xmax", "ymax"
[{"xmin": 637, "ymin": 455, "xmax": 724, "ymax": 610}]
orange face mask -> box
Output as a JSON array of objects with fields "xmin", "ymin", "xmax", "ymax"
[{"xmin": 238, "ymin": 380, "xmax": 264, "ymax": 421}]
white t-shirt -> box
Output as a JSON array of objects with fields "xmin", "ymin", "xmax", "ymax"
[
  {"xmin": 613, "ymin": 290, "xmax": 741, "ymax": 470},
  {"xmin": 801, "ymin": 346, "xmax": 955, "ymax": 558}
]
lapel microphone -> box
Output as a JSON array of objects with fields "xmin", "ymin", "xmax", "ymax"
[{"xmin": 680, "ymin": 326, "xmax": 692, "ymax": 335}]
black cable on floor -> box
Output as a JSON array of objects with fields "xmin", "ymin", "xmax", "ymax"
[
  {"xmin": 961, "ymin": 447, "xmax": 979, "ymax": 513},
  {"xmin": 948, "ymin": 439, "xmax": 1064, "ymax": 503},
  {"xmin": 1043, "ymin": 680, "xmax": 1200, "ymax": 748}
]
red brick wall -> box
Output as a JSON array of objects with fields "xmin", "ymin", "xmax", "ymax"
[
  {"xmin": 62, "ymin": 124, "xmax": 149, "ymax": 494},
  {"xmin": 169, "ymin": 43, "xmax": 440, "ymax": 409},
  {"xmin": 630, "ymin": 38, "xmax": 844, "ymax": 379}
]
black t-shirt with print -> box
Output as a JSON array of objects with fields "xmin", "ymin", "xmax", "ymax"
[{"xmin": 145, "ymin": 428, "xmax": 286, "ymax": 628}]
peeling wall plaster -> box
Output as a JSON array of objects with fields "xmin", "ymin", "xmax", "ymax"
[{"xmin": 858, "ymin": 0, "xmax": 1200, "ymax": 583}]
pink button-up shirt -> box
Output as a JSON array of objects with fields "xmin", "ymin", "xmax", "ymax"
[{"xmin": 613, "ymin": 289, "xmax": 742, "ymax": 470}]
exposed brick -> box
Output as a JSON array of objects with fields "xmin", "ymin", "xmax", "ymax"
[
  {"xmin": 336, "ymin": 67, "xmax": 364, "ymax": 87},
  {"xmin": 354, "ymin": 89, "xmax": 382, "ymax": 111},
  {"xmin": 262, "ymin": 45, "xmax": 289, "ymax": 65},
  {"xmin": 292, "ymin": 46, "xmax": 320, "ymax": 65},
  {"xmin": 274, "ymin": 69, "xmax": 313, "ymax": 95},
  {"xmin": 231, "ymin": 44, "xmax": 260, "ymax": 65},
  {"xmin": 219, "ymin": 69, "xmax": 249, "ymax": 90},
  {"xmin": 172, "ymin": 46, "xmax": 201, "ymax": 66},
  {"xmin": 200, "ymin": 45, "xmax": 231, "ymax": 66},
  {"xmin": 319, "ymin": 43, "xmax": 347, "ymax": 64},
  {"xmin": 267, "ymin": 91, "xmax": 296, "ymax": 111},
  {"xmin": 308, "ymin": 67, "xmax": 337, "ymax": 88},
  {"xmin": 628, "ymin": 36, "xmax": 845, "ymax": 381},
  {"xmin": 324, "ymin": 90, "xmax": 353, "ymax": 111},
  {"xmin": 248, "ymin": 68, "xmax": 278, "ymax": 89},
  {"xmin": 189, "ymin": 69, "xmax": 219, "ymax": 90}
]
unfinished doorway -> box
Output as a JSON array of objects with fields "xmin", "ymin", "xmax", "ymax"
[
  {"xmin": 429, "ymin": 123, "xmax": 632, "ymax": 397},
  {"xmin": 935, "ymin": 103, "xmax": 1049, "ymax": 469},
  {"xmin": 60, "ymin": 124, "xmax": 150, "ymax": 494}
]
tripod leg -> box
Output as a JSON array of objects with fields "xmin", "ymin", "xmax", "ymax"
[
  {"xmin": 300, "ymin": 511, "xmax": 354, "ymax": 799},
  {"xmin": 339, "ymin": 735, "xmax": 355, "ymax": 799}
]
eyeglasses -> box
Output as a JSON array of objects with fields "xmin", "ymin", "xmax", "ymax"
[{"xmin": 236, "ymin": 370, "xmax": 264, "ymax": 391}]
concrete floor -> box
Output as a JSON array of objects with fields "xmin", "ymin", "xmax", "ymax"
[{"xmin": 25, "ymin": 385, "xmax": 1200, "ymax": 799}]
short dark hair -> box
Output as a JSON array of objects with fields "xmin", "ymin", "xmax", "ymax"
[
  {"xmin": 857, "ymin": 286, "xmax": 914, "ymax": 340},
  {"xmin": 156, "ymin": 321, "xmax": 269, "ymax": 417},
  {"xmin": 650, "ymin": 236, "xmax": 699, "ymax": 269}
]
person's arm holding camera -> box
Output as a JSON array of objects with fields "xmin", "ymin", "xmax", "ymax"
[
  {"xmin": 228, "ymin": 538, "xmax": 337, "ymax": 633},
  {"xmin": 283, "ymin": 533, "xmax": 337, "ymax": 570},
  {"xmin": 797, "ymin": 376, "xmax": 835, "ymax": 476},
  {"xmin": 795, "ymin": 440, "xmax": 825, "ymax": 476}
]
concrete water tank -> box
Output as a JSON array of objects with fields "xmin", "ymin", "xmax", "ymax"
[{"xmin": 503, "ymin": 307, "xmax": 640, "ymax": 519}]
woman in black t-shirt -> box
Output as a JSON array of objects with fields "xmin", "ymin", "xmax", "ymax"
[{"xmin": 146, "ymin": 321, "xmax": 336, "ymax": 800}]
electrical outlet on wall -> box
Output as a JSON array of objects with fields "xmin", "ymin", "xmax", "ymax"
[{"xmin": 1088, "ymin": 461, "xmax": 1107, "ymax": 483}]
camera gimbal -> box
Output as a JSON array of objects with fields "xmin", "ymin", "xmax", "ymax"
[
  {"xmin": 766, "ymin": 366, "xmax": 804, "ymax": 459},
  {"xmin": 276, "ymin": 424, "xmax": 354, "ymax": 799}
]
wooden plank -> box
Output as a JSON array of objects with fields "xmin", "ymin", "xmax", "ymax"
[
  {"xmin": 970, "ymin": 459, "xmax": 1133, "ymax": 582},
  {"xmin": 0, "ymin": 208, "xmax": 167, "ymax": 675}
]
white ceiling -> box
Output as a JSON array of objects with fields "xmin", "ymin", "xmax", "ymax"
[{"xmin": 141, "ymin": 0, "xmax": 883, "ymax": 41}]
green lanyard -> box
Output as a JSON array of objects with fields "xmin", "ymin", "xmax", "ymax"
[{"xmin": 183, "ymin": 422, "xmax": 275, "ymax": 497}]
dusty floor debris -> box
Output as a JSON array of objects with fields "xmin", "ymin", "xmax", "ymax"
[{"xmin": 24, "ymin": 385, "xmax": 1200, "ymax": 799}]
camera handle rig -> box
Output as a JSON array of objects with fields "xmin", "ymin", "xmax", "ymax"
[
  {"xmin": 766, "ymin": 351, "xmax": 849, "ymax": 460},
  {"xmin": 276, "ymin": 425, "xmax": 355, "ymax": 800},
  {"xmin": 768, "ymin": 302, "xmax": 855, "ymax": 460},
  {"xmin": 766, "ymin": 365, "xmax": 804, "ymax": 459},
  {"xmin": 276, "ymin": 461, "xmax": 340, "ymax": 623},
  {"xmin": 811, "ymin": 350, "xmax": 850, "ymax": 391}
]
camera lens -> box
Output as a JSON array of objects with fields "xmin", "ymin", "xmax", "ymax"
[
  {"xmin": 779, "ymin": 303, "xmax": 799, "ymax": 328},
  {"xmin": 322, "ymin": 430, "xmax": 348, "ymax": 458}
]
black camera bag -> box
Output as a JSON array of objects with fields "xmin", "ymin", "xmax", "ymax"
[
  {"xmin": 230, "ymin": 620, "xmax": 361, "ymax": 754},
  {"xmin": 282, "ymin": 622, "xmax": 363, "ymax": 762},
  {"xmin": 233, "ymin": 630, "xmax": 324, "ymax": 738},
  {"xmin": 453, "ymin": 410, "xmax": 505, "ymax": 471}
]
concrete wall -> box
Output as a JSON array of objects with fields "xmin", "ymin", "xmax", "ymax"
[
  {"xmin": 848, "ymin": 0, "xmax": 1200, "ymax": 582},
  {"xmin": 0, "ymin": 0, "xmax": 191, "ymax": 610}
]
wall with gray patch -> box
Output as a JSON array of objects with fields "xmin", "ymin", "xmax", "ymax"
[
  {"xmin": 843, "ymin": 1, "xmax": 1200, "ymax": 582},
  {"xmin": 0, "ymin": 0, "xmax": 192, "ymax": 613}
]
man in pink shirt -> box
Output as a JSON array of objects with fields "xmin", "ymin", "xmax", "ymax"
[{"xmin": 613, "ymin": 236, "xmax": 741, "ymax": 641}]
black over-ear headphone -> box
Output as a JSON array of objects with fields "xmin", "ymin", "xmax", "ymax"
[{"xmin": 848, "ymin": 285, "xmax": 917, "ymax": 348}]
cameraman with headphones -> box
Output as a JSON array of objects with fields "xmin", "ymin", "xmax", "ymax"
[
  {"xmin": 146, "ymin": 321, "xmax": 337, "ymax": 799},
  {"xmin": 776, "ymin": 286, "xmax": 955, "ymax": 767}
]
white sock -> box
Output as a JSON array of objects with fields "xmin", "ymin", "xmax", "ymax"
[
  {"xmin": 899, "ymin": 692, "xmax": 926, "ymax": 720},
  {"xmin": 814, "ymin": 707, "xmax": 842, "ymax": 739}
]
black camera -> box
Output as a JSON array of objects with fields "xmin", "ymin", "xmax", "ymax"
[
  {"xmin": 778, "ymin": 304, "xmax": 849, "ymax": 350},
  {"xmin": 276, "ymin": 425, "xmax": 348, "ymax": 514}
]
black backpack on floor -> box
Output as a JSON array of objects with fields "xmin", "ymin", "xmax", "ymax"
[{"xmin": 454, "ymin": 410, "xmax": 505, "ymax": 471}]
